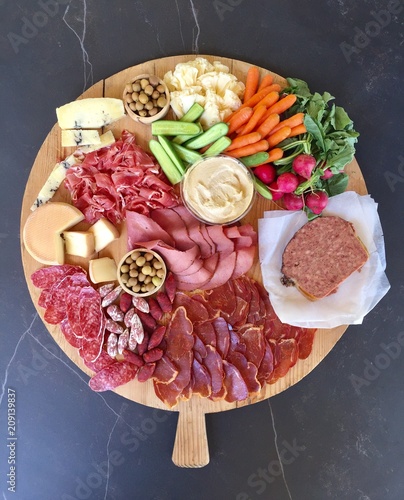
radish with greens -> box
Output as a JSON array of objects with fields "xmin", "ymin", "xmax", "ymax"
[
  {"xmin": 283, "ymin": 193, "xmax": 304, "ymax": 211},
  {"xmin": 268, "ymin": 181, "xmax": 284, "ymax": 201},
  {"xmin": 305, "ymin": 190, "xmax": 328, "ymax": 215},
  {"xmin": 292, "ymin": 154, "xmax": 316, "ymax": 179},
  {"xmin": 276, "ymin": 172, "xmax": 299, "ymax": 193},
  {"xmin": 254, "ymin": 164, "xmax": 276, "ymax": 185}
]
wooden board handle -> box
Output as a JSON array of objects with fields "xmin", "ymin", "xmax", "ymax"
[{"xmin": 172, "ymin": 408, "xmax": 209, "ymax": 468}]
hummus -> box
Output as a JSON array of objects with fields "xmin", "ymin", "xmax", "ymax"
[{"xmin": 182, "ymin": 156, "xmax": 254, "ymax": 224}]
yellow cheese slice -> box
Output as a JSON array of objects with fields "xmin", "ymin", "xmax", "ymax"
[
  {"xmin": 88, "ymin": 218, "xmax": 120, "ymax": 252},
  {"xmin": 62, "ymin": 231, "xmax": 95, "ymax": 258},
  {"xmin": 89, "ymin": 257, "xmax": 117, "ymax": 284},
  {"xmin": 23, "ymin": 202, "xmax": 84, "ymax": 265}
]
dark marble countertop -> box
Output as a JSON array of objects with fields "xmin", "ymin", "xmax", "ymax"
[{"xmin": 1, "ymin": 1, "xmax": 403, "ymax": 499}]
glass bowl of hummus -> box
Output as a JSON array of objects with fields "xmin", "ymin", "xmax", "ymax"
[{"xmin": 181, "ymin": 155, "xmax": 255, "ymax": 225}]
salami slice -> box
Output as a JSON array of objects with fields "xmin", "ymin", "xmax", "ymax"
[
  {"xmin": 89, "ymin": 361, "xmax": 138, "ymax": 392},
  {"xmin": 31, "ymin": 265, "xmax": 84, "ymax": 290},
  {"xmin": 79, "ymin": 287, "xmax": 106, "ymax": 363}
]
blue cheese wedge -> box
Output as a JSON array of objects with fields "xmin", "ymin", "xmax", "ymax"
[
  {"xmin": 56, "ymin": 98, "xmax": 125, "ymax": 129},
  {"xmin": 30, "ymin": 155, "xmax": 78, "ymax": 211},
  {"xmin": 61, "ymin": 129, "xmax": 101, "ymax": 147},
  {"xmin": 30, "ymin": 131, "xmax": 116, "ymax": 211}
]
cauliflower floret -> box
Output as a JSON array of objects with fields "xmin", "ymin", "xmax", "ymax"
[{"xmin": 163, "ymin": 57, "xmax": 245, "ymax": 129}]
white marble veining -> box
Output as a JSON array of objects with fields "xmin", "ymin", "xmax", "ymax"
[
  {"xmin": 174, "ymin": 0, "xmax": 186, "ymax": 50},
  {"xmin": 189, "ymin": 0, "xmax": 200, "ymax": 54},
  {"xmin": 268, "ymin": 399, "xmax": 293, "ymax": 500},
  {"xmin": 103, "ymin": 409, "xmax": 123, "ymax": 500},
  {"xmin": 0, "ymin": 313, "xmax": 37, "ymax": 409},
  {"xmin": 62, "ymin": 0, "xmax": 94, "ymax": 93}
]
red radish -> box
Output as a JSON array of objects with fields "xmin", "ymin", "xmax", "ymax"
[
  {"xmin": 292, "ymin": 154, "xmax": 316, "ymax": 179},
  {"xmin": 321, "ymin": 168, "xmax": 334, "ymax": 180},
  {"xmin": 276, "ymin": 172, "xmax": 299, "ymax": 193},
  {"xmin": 254, "ymin": 164, "xmax": 276, "ymax": 185},
  {"xmin": 305, "ymin": 190, "xmax": 329, "ymax": 214},
  {"xmin": 283, "ymin": 193, "xmax": 304, "ymax": 211},
  {"xmin": 269, "ymin": 181, "xmax": 284, "ymax": 201}
]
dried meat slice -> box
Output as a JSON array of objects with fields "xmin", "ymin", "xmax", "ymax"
[
  {"xmin": 137, "ymin": 362, "xmax": 156, "ymax": 382},
  {"xmin": 269, "ymin": 338, "xmax": 298, "ymax": 384},
  {"xmin": 165, "ymin": 306, "xmax": 194, "ymax": 360},
  {"xmin": 173, "ymin": 293, "xmax": 210, "ymax": 324},
  {"xmin": 203, "ymin": 345, "xmax": 224, "ymax": 396},
  {"xmin": 153, "ymin": 351, "xmax": 193, "ymax": 408},
  {"xmin": 237, "ymin": 324, "xmax": 266, "ymax": 369},
  {"xmin": 153, "ymin": 355, "xmax": 178, "ymax": 384},
  {"xmin": 194, "ymin": 321, "xmax": 216, "ymax": 347},
  {"xmin": 296, "ymin": 328, "xmax": 316, "ymax": 360},
  {"xmin": 89, "ymin": 361, "xmax": 138, "ymax": 392},
  {"xmin": 222, "ymin": 360, "xmax": 249, "ymax": 403},
  {"xmin": 191, "ymin": 358, "xmax": 211, "ymax": 398},
  {"xmin": 257, "ymin": 340, "xmax": 274, "ymax": 385},
  {"xmin": 226, "ymin": 351, "xmax": 261, "ymax": 396},
  {"xmin": 212, "ymin": 317, "xmax": 230, "ymax": 359}
]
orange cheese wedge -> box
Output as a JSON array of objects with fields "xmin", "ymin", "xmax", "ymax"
[{"xmin": 23, "ymin": 202, "xmax": 84, "ymax": 265}]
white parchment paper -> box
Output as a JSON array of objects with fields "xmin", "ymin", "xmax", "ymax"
[{"xmin": 258, "ymin": 191, "xmax": 390, "ymax": 328}]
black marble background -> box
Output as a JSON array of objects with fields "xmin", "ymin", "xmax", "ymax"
[{"xmin": 1, "ymin": 1, "xmax": 403, "ymax": 499}]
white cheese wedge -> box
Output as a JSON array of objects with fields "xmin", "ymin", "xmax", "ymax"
[
  {"xmin": 89, "ymin": 257, "xmax": 117, "ymax": 284},
  {"xmin": 88, "ymin": 218, "xmax": 120, "ymax": 252},
  {"xmin": 23, "ymin": 202, "xmax": 84, "ymax": 265},
  {"xmin": 56, "ymin": 98, "xmax": 125, "ymax": 129},
  {"xmin": 61, "ymin": 129, "xmax": 101, "ymax": 147},
  {"xmin": 62, "ymin": 231, "xmax": 95, "ymax": 258},
  {"xmin": 30, "ymin": 131, "xmax": 116, "ymax": 212}
]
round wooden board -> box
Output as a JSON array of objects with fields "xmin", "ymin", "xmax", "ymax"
[{"xmin": 20, "ymin": 55, "xmax": 367, "ymax": 468}]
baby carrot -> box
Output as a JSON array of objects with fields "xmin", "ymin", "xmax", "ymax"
[
  {"xmin": 239, "ymin": 105, "xmax": 267, "ymax": 135},
  {"xmin": 269, "ymin": 112, "xmax": 304, "ymax": 135},
  {"xmin": 242, "ymin": 85, "xmax": 278, "ymax": 109},
  {"xmin": 253, "ymin": 91, "xmax": 280, "ymax": 110},
  {"xmin": 227, "ymin": 107, "xmax": 254, "ymax": 135},
  {"xmin": 266, "ymin": 148, "xmax": 284, "ymax": 162},
  {"xmin": 288, "ymin": 123, "xmax": 307, "ymax": 137},
  {"xmin": 258, "ymin": 74, "xmax": 274, "ymax": 91},
  {"xmin": 225, "ymin": 132, "xmax": 262, "ymax": 151},
  {"xmin": 256, "ymin": 113, "xmax": 280, "ymax": 138},
  {"xmin": 226, "ymin": 139, "xmax": 269, "ymax": 158},
  {"xmin": 267, "ymin": 126, "xmax": 291, "ymax": 149},
  {"xmin": 267, "ymin": 94, "xmax": 297, "ymax": 116},
  {"xmin": 244, "ymin": 66, "xmax": 260, "ymax": 103}
]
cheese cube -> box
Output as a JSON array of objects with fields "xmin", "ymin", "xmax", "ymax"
[
  {"xmin": 89, "ymin": 257, "xmax": 117, "ymax": 284},
  {"xmin": 89, "ymin": 218, "xmax": 120, "ymax": 252},
  {"xmin": 61, "ymin": 129, "xmax": 101, "ymax": 147},
  {"xmin": 63, "ymin": 231, "xmax": 95, "ymax": 258},
  {"xmin": 56, "ymin": 98, "xmax": 125, "ymax": 129}
]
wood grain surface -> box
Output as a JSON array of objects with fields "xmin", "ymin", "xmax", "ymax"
[{"xmin": 20, "ymin": 55, "xmax": 367, "ymax": 467}]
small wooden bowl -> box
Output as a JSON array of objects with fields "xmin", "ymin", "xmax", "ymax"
[
  {"xmin": 122, "ymin": 74, "xmax": 170, "ymax": 124},
  {"xmin": 117, "ymin": 248, "xmax": 167, "ymax": 297}
]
